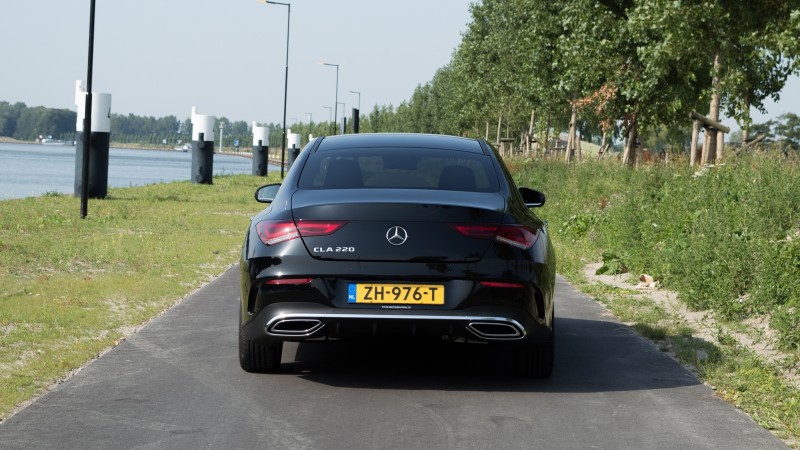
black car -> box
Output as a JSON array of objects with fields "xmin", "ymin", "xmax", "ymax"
[{"xmin": 239, "ymin": 133, "xmax": 556, "ymax": 377}]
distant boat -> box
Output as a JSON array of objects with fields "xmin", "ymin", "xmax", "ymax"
[
  {"xmin": 173, "ymin": 143, "xmax": 191, "ymax": 152},
  {"xmin": 40, "ymin": 138, "xmax": 69, "ymax": 146}
]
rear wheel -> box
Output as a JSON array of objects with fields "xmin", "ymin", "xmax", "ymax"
[
  {"xmin": 239, "ymin": 319, "xmax": 283, "ymax": 373},
  {"xmin": 512, "ymin": 332, "xmax": 554, "ymax": 378}
]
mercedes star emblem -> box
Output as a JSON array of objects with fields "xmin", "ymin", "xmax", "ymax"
[{"xmin": 386, "ymin": 226, "xmax": 409, "ymax": 246}]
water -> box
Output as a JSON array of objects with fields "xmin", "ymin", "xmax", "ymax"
[{"xmin": 0, "ymin": 142, "xmax": 276, "ymax": 200}]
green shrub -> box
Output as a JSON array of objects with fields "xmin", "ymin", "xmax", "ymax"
[{"xmin": 514, "ymin": 153, "xmax": 800, "ymax": 349}]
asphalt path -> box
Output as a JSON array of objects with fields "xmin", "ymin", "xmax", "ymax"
[{"xmin": 0, "ymin": 269, "xmax": 787, "ymax": 449}]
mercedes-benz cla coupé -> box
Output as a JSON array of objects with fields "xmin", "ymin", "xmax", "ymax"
[{"xmin": 239, "ymin": 133, "xmax": 556, "ymax": 377}]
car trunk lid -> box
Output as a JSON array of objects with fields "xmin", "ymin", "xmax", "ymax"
[{"xmin": 291, "ymin": 189, "xmax": 506, "ymax": 263}]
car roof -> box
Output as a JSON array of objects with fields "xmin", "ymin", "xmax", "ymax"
[{"xmin": 315, "ymin": 133, "xmax": 486, "ymax": 154}]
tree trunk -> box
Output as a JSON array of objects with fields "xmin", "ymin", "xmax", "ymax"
[
  {"xmin": 529, "ymin": 110, "xmax": 535, "ymax": 135},
  {"xmin": 690, "ymin": 120, "xmax": 700, "ymax": 166},
  {"xmin": 565, "ymin": 103, "xmax": 578, "ymax": 163},
  {"xmin": 564, "ymin": 132, "xmax": 573, "ymax": 163},
  {"xmin": 707, "ymin": 51, "xmax": 722, "ymax": 163},
  {"xmin": 741, "ymin": 92, "xmax": 751, "ymax": 148},
  {"xmin": 622, "ymin": 119, "xmax": 638, "ymax": 167},
  {"xmin": 496, "ymin": 114, "xmax": 502, "ymax": 148},
  {"xmin": 527, "ymin": 110, "xmax": 535, "ymax": 157},
  {"xmin": 545, "ymin": 116, "xmax": 551, "ymax": 157},
  {"xmin": 598, "ymin": 130, "xmax": 607, "ymax": 159}
]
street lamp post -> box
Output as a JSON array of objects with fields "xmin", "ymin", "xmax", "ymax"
[
  {"xmin": 305, "ymin": 112, "xmax": 312, "ymax": 123},
  {"xmin": 80, "ymin": 0, "xmax": 97, "ymax": 219},
  {"xmin": 219, "ymin": 121, "xmax": 225, "ymax": 152},
  {"xmin": 337, "ymin": 102, "xmax": 345, "ymax": 133},
  {"xmin": 257, "ymin": 0, "xmax": 291, "ymax": 178},
  {"xmin": 349, "ymin": 90, "xmax": 361, "ymax": 111},
  {"xmin": 320, "ymin": 62, "xmax": 339, "ymax": 135},
  {"xmin": 322, "ymin": 106, "xmax": 332, "ymax": 134}
]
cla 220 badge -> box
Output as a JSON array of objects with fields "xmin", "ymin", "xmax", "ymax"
[
  {"xmin": 386, "ymin": 226, "xmax": 408, "ymax": 246},
  {"xmin": 313, "ymin": 246, "xmax": 355, "ymax": 253}
]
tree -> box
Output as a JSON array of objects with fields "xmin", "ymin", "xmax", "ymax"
[
  {"xmin": 457, "ymin": 0, "xmax": 569, "ymax": 141},
  {"xmin": 773, "ymin": 113, "xmax": 800, "ymax": 150},
  {"xmin": 12, "ymin": 106, "xmax": 75, "ymax": 140},
  {"xmin": 706, "ymin": 2, "xmax": 798, "ymax": 153},
  {"xmin": 0, "ymin": 101, "xmax": 26, "ymax": 137}
]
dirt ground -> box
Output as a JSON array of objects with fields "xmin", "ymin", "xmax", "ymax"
[{"xmin": 583, "ymin": 262, "xmax": 799, "ymax": 390}]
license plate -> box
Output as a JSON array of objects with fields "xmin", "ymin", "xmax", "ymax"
[{"xmin": 347, "ymin": 283, "xmax": 445, "ymax": 305}]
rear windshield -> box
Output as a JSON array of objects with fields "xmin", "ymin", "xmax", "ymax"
[{"xmin": 298, "ymin": 147, "xmax": 499, "ymax": 192}]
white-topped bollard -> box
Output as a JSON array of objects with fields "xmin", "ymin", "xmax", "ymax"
[
  {"xmin": 191, "ymin": 107, "xmax": 216, "ymax": 184},
  {"xmin": 73, "ymin": 80, "xmax": 112, "ymax": 199},
  {"xmin": 252, "ymin": 122, "xmax": 269, "ymax": 176},
  {"xmin": 287, "ymin": 131, "xmax": 302, "ymax": 170}
]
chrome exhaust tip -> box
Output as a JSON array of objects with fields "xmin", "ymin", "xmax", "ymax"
[
  {"xmin": 268, "ymin": 319, "xmax": 323, "ymax": 336},
  {"xmin": 467, "ymin": 321, "xmax": 523, "ymax": 340}
]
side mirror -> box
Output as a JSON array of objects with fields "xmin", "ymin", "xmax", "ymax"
[
  {"xmin": 519, "ymin": 187, "xmax": 545, "ymax": 207},
  {"xmin": 255, "ymin": 183, "xmax": 281, "ymax": 203}
]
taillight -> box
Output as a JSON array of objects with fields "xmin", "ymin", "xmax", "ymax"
[
  {"xmin": 256, "ymin": 220, "xmax": 299, "ymax": 245},
  {"xmin": 267, "ymin": 278, "xmax": 312, "ymax": 285},
  {"xmin": 296, "ymin": 220, "xmax": 347, "ymax": 236},
  {"xmin": 495, "ymin": 225, "xmax": 539, "ymax": 249},
  {"xmin": 256, "ymin": 220, "xmax": 347, "ymax": 245},
  {"xmin": 451, "ymin": 224, "xmax": 539, "ymax": 249},
  {"xmin": 451, "ymin": 224, "xmax": 499, "ymax": 239},
  {"xmin": 480, "ymin": 281, "xmax": 525, "ymax": 288}
]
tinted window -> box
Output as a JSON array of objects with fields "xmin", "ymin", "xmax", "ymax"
[{"xmin": 298, "ymin": 148, "xmax": 499, "ymax": 192}]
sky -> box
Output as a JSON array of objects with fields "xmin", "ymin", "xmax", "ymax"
[
  {"xmin": 732, "ymin": 75, "xmax": 799, "ymax": 130},
  {"xmin": 0, "ymin": 0, "xmax": 473, "ymax": 126},
  {"xmin": 0, "ymin": 1, "xmax": 796, "ymax": 131}
]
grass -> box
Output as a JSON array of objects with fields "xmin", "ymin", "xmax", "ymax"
[
  {"xmin": 0, "ymin": 174, "xmax": 275, "ymax": 420},
  {"xmin": 512, "ymin": 152, "xmax": 800, "ymax": 347},
  {"xmin": 512, "ymin": 152, "xmax": 800, "ymax": 446}
]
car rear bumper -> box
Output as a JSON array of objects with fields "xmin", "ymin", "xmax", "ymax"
[{"xmin": 240, "ymin": 302, "xmax": 551, "ymax": 345}]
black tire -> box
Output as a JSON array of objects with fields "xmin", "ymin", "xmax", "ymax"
[
  {"xmin": 512, "ymin": 332, "xmax": 554, "ymax": 378},
  {"xmin": 239, "ymin": 324, "xmax": 283, "ymax": 373}
]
